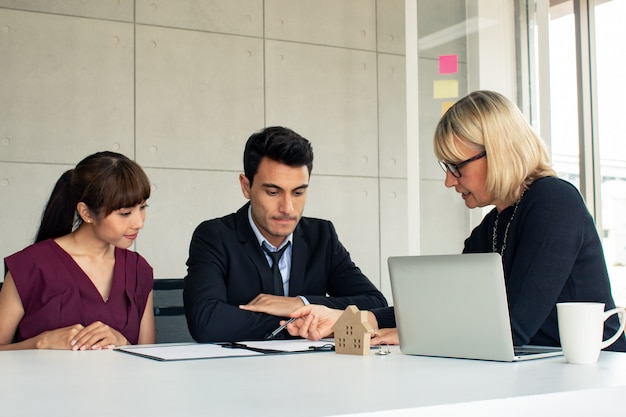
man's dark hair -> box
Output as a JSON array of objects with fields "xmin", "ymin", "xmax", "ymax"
[{"xmin": 243, "ymin": 126, "xmax": 314, "ymax": 184}]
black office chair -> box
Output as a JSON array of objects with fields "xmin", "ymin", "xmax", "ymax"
[{"xmin": 152, "ymin": 278, "xmax": 194, "ymax": 343}]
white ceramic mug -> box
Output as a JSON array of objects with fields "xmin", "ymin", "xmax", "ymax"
[{"xmin": 556, "ymin": 302, "xmax": 626, "ymax": 364}]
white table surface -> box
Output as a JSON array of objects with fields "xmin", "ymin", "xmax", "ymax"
[{"xmin": 2, "ymin": 345, "xmax": 626, "ymax": 417}]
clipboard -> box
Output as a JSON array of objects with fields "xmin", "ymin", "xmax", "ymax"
[{"xmin": 116, "ymin": 340, "xmax": 335, "ymax": 361}]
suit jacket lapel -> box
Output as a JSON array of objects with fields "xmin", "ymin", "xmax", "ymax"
[
  {"xmin": 288, "ymin": 224, "xmax": 307, "ymax": 296},
  {"xmin": 235, "ymin": 203, "xmax": 275, "ymax": 294}
]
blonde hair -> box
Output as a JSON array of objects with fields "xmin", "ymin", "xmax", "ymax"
[{"xmin": 434, "ymin": 90, "xmax": 556, "ymax": 205}]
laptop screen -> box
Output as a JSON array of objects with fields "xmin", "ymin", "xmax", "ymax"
[{"xmin": 388, "ymin": 253, "xmax": 560, "ymax": 362}]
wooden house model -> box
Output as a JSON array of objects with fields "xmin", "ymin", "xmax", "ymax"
[{"xmin": 332, "ymin": 305, "xmax": 374, "ymax": 355}]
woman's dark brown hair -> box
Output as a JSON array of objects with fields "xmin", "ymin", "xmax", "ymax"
[{"xmin": 35, "ymin": 151, "xmax": 151, "ymax": 243}]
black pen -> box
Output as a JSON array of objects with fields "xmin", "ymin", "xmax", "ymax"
[{"xmin": 265, "ymin": 318, "xmax": 296, "ymax": 340}]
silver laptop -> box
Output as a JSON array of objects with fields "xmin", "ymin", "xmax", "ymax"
[{"xmin": 388, "ymin": 253, "xmax": 562, "ymax": 362}]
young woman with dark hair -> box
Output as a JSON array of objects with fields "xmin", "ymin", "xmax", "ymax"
[{"xmin": 0, "ymin": 151, "xmax": 155, "ymax": 350}]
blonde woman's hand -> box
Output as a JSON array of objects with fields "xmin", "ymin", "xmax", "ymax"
[{"xmin": 370, "ymin": 328, "xmax": 399, "ymax": 346}]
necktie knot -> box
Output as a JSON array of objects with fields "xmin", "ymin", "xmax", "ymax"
[
  {"xmin": 263, "ymin": 243, "xmax": 289, "ymax": 263},
  {"xmin": 262, "ymin": 242, "xmax": 290, "ymax": 296}
]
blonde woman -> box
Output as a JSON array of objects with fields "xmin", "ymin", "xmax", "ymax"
[{"xmin": 286, "ymin": 90, "xmax": 626, "ymax": 352}]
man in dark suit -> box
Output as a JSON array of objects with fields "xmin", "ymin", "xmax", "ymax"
[{"xmin": 183, "ymin": 126, "xmax": 387, "ymax": 342}]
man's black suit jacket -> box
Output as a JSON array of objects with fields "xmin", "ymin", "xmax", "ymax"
[{"xmin": 183, "ymin": 203, "xmax": 388, "ymax": 342}]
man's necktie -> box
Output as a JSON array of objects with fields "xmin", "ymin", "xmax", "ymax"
[{"xmin": 262, "ymin": 243, "xmax": 290, "ymax": 296}]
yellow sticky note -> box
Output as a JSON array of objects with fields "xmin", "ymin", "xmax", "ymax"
[
  {"xmin": 441, "ymin": 101, "xmax": 455, "ymax": 115},
  {"xmin": 433, "ymin": 80, "xmax": 459, "ymax": 99}
]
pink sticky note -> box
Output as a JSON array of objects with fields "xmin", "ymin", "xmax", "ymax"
[{"xmin": 439, "ymin": 55, "xmax": 458, "ymax": 74}]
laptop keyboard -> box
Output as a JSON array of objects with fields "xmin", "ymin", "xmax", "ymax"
[{"xmin": 514, "ymin": 346, "xmax": 562, "ymax": 356}]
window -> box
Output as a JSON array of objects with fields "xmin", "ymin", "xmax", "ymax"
[
  {"xmin": 548, "ymin": 0, "xmax": 579, "ymax": 187},
  {"xmin": 545, "ymin": 0, "xmax": 626, "ymax": 304},
  {"xmin": 594, "ymin": 0, "xmax": 626, "ymax": 304}
]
